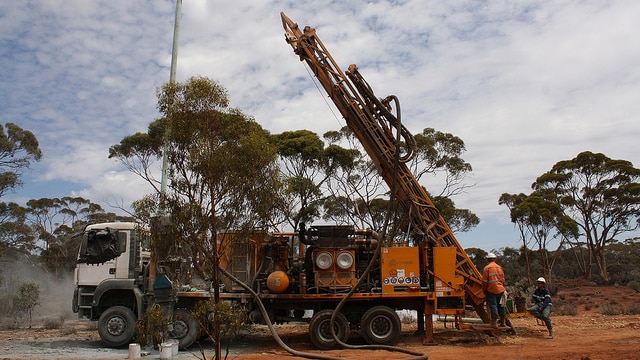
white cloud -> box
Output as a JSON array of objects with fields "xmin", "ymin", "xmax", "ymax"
[{"xmin": 1, "ymin": 0, "xmax": 639, "ymax": 250}]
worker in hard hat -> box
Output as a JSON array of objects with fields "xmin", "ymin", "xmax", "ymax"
[
  {"xmin": 530, "ymin": 277, "xmax": 554, "ymax": 339},
  {"xmin": 482, "ymin": 253, "xmax": 506, "ymax": 328}
]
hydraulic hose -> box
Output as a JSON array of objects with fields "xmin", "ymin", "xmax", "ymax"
[
  {"xmin": 327, "ymin": 91, "xmax": 428, "ymax": 360},
  {"xmin": 328, "ymin": 238, "xmax": 428, "ymax": 360},
  {"xmin": 219, "ymin": 265, "xmax": 347, "ymax": 360}
]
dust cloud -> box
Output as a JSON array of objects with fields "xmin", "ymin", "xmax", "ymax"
[{"xmin": 0, "ymin": 253, "xmax": 76, "ymax": 327}]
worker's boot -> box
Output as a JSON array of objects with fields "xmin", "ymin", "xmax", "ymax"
[
  {"xmin": 548, "ymin": 329, "xmax": 554, "ymax": 339},
  {"xmin": 499, "ymin": 317, "xmax": 506, "ymax": 327},
  {"xmin": 490, "ymin": 319, "xmax": 497, "ymax": 328}
]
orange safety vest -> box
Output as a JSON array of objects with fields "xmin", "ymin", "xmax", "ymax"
[{"xmin": 482, "ymin": 261, "xmax": 505, "ymax": 294}]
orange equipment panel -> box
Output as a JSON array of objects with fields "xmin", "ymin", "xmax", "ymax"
[{"xmin": 380, "ymin": 247, "xmax": 420, "ymax": 294}]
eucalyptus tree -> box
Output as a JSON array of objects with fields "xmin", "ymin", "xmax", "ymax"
[
  {"xmin": 111, "ymin": 76, "xmax": 282, "ymax": 289},
  {"xmin": 269, "ymin": 130, "xmax": 327, "ymax": 229},
  {"xmin": 499, "ymin": 192, "xmax": 579, "ymax": 282},
  {"xmin": 411, "ymin": 128, "xmax": 473, "ymax": 198},
  {"xmin": 0, "ymin": 123, "xmax": 42, "ymax": 199},
  {"xmin": 319, "ymin": 127, "xmax": 397, "ymax": 232},
  {"xmin": 0, "ymin": 123, "xmax": 42, "ymax": 256},
  {"xmin": 320, "ymin": 126, "xmax": 478, "ymax": 235},
  {"xmin": 0, "ymin": 196, "xmax": 124, "ymax": 275},
  {"xmin": 532, "ymin": 151, "xmax": 640, "ymax": 282},
  {"xmin": 0, "ymin": 202, "xmax": 34, "ymax": 255},
  {"xmin": 25, "ymin": 197, "xmax": 102, "ymax": 250},
  {"xmin": 269, "ymin": 128, "xmax": 362, "ymax": 232},
  {"xmin": 112, "ymin": 76, "xmax": 283, "ymax": 359},
  {"xmin": 25, "ymin": 197, "xmax": 124, "ymax": 275}
]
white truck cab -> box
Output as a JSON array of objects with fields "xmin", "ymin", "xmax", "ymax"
[{"xmin": 71, "ymin": 222, "xmax": 151, "ymax": 347}]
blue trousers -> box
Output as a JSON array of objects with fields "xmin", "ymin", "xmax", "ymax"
[
  {"xmin": 530, "ymin": 304, "xmax": 553, "ymax": 330},
  {"xmin": 486, "ymin": 292, "xmax": 506, "ymax": 320}
]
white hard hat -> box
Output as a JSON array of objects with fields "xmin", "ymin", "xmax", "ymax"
[
  {"xmin": 536, "ymin": 277, "xmax": 546, "ymax": 283},
  {"xmin": 486, "ymin": 253, "xmax": 497, "ymax": 259}
]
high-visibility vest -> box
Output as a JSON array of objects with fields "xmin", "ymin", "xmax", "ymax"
[{"xmin": 482, "ymin": 262, "xmax": 505, "ymax": 294}]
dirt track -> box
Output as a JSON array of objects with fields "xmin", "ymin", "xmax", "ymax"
[
  {"xmin": 1, "ymin": 313, "xmax": 639, "ymax": 360},
  {"xmin": 1, "ymin": 284, "xmax": 639, "ymax": 359}
]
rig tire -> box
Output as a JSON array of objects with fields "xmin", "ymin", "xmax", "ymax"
[
  {"xmin": 360, "ymin": 305, "xmax": 401, "ymax": 345},
  {"xmin": 309, "ymin": 309, "xmax": 350, "ymax": 350}
]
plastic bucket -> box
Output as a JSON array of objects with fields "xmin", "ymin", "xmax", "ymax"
[
  {"xmin": 128, "ymin": 343, "xmax": 141, "ymax": 359},
  {"xmin": 159, "ymin": 342, "xmax": 173, "ymax": 359},
  {"xmin": 167, "ymin": 339, "xmax": 179, "ymax": 355}
]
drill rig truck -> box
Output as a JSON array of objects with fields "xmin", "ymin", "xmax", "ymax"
[{"xmin": 72, "ymin": 13, "xmax": 494, "ymax": 350}]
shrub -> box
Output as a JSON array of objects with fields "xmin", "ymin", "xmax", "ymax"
[
  {"xmin": 61, "ymin": 326, "xmax": 77, "ymax": 336},
  {"xmin": 135, "ymin": 305, "xmax": 171, "ymax": 347},
  {"xmin": 554, "ymin": 304, "xmax": 578, "ymax": 316},
  {"xmin": 624, "ymin": 303, "xmax": 640, "ymax": 315},
  {"xmin": 599, "ymin": 304, "xmax": 622, "ymax": 315},
  {"xmin": 13, "ymin": 283, "xmax": 40, "ymax": 329},
  {"xmin": 194, "ymin": 299, "xmax": 247, "ymax": 343},
  {"xmin": 627, "ymin": 280, "xmax": 640, "ymax": 293},
  {"xmin": 43, "ymin": 315, "xmax": 65, "ymax": 329},
  {"xmin": 399, "ymin": 310, "xmax": 416, "ymax": 324}
]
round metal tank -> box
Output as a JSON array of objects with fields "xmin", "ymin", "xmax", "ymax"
[{"xmin": 266, "ymin": 270, "xmax": 290, "ymax": 293}]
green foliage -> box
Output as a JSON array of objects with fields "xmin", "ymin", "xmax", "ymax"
[
  {"xmin": 532, "ymin": 151, "xmax": 640, "ymax": 282},
  {"xmin": 432, "ymin": 195, "xmax": 479, "ymax": 233},
  {"xmin": 135, "ymin": 305, "xmax": 171, "ymax": 347},
  {"xmin": 0, "ymin": 123, "xmax": 42, "ymax": 199},
  {"xmin": 0, "ymin": 202, "xmax": 35, "ymax": 254},
  {"xmin": 13, "ymin": 282, "xmax": 40, "ymax": 328},
  {"xmin": 0, "ymin": 194, "xmax": 131, "ymax": 274},
  {"xmin": 412, "ymin": 128, "xmax": 472, "ymax": 191},
  {"xmin": 193, "ymin": 300, "xmax": 247, "ymax": 344},
  {"xmin": 500, "ymin": 151, "xmax": 640, "ymax": 283},
  {"xmin": 112, "ymin": 76, "xmax": 285, "ymax": 352},
  {"xmin": 271, "ymin": 129, "xmax": 324, "ymax": 162},
  {"xmin": 316, "ymin": 125, "xmax": 478, "ymax": 236},
  {"xmin": 270, "ymin": 129, "xmax": 335, "ymax": 228}
]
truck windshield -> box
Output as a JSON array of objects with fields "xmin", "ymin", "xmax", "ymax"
[{"xmin": 77, "ymin": 228, "xmax": 126, "ymax": 264}]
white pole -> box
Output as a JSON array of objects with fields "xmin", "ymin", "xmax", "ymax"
[{"xmin": 160, "ymin": 0, "xmax": 182, "ymax": 199}]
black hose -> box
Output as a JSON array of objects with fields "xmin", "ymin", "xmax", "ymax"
[
  {"xmin": 327, "ymin": 85, "xmax": 428, "ymax": 359},
  {"xmin": 219, "ymin": 265, "xmax": 347, "ymax": 360}
]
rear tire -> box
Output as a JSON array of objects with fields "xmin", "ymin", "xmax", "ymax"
[
  {"xmin": 171, "ymin": 308, "xmax": 200, "ymax": 349},
  {"xmin": 360, "ymin": 305, "xmax": 401, "ymax": 345},
  {"xmin": 98, "ymin": 306, "xmax": 136, "ymax": 347},
  {"xmin": 308, "ymin": 309, "xmax": 349, "ymax": 350}
]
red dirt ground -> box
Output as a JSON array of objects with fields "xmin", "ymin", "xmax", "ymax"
[{"xmin": 1, "ymin": 282, "xmax": 639, "ymax": 360}]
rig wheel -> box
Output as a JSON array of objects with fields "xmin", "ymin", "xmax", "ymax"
[
  {"xmin": 171, "ymin": 308, "xmax": 200, "ymax": 349},
  {"xmin": 360, "ymin": 305, "xmax": 401, "ymax": 345},
  {"xmin": 309, "ymin": 309, "xmax": 350, "ymax": 350}
]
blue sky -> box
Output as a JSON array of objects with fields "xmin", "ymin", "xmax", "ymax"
[{"xmin": 1, "ymin": 1, "xmax": 638, "ymax": 253}]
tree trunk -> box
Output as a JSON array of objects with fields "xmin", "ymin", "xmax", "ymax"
[{"xmin": 594, "ymin": 247, "xmax": 609, "ymax": 282}]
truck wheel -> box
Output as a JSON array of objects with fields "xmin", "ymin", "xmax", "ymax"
[
  {"xmin": 171, "ymin": 308, "xmax": 200, "ymax": 349},
  {"xmin": 98, "ymin": 306, "xmax": 136, "ymax": 347},
  {"xmin": 360, "ymin": 305, "xmax": 401, "ymax": 345},
  {"xmin": 309, "ymin": 309, "xmax": 349, "ymax": 350}
]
